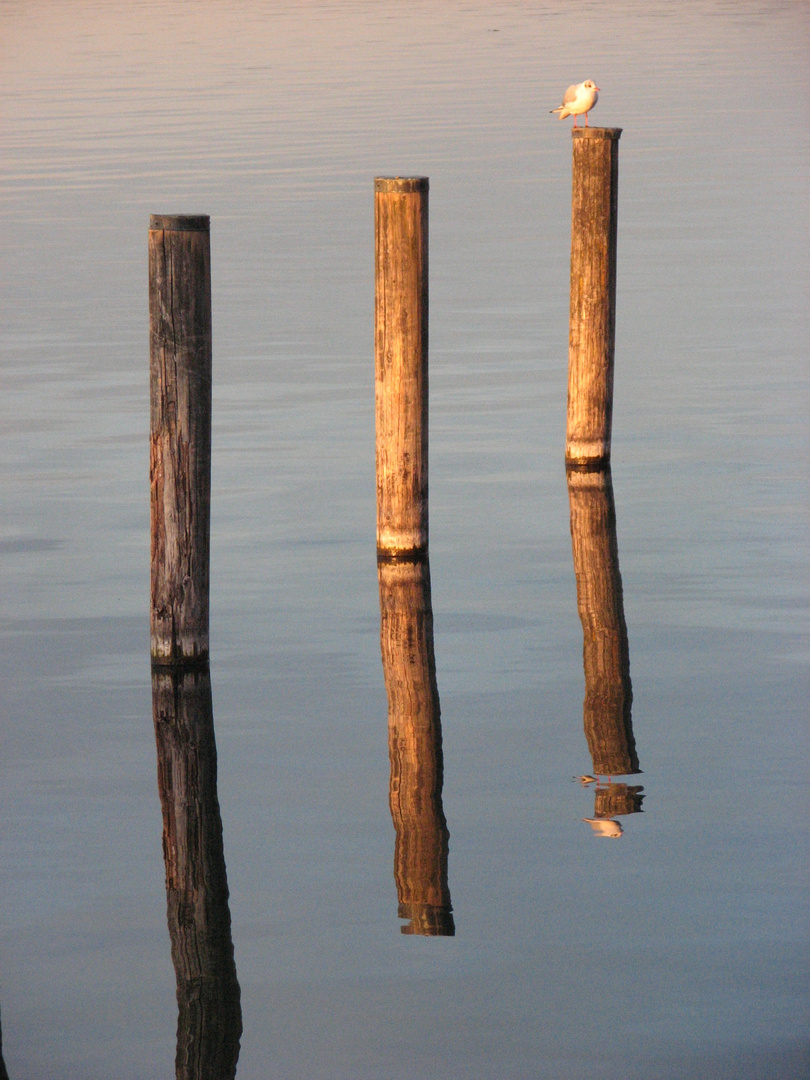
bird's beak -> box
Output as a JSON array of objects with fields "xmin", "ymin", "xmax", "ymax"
[{"xmin": 594, "ymin": 85, "xmax": 601, "ymax": 92}]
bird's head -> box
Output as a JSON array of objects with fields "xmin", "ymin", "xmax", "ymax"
[{"xmin": 583, "ymin": 80, "xmax": 600, "ymax": 91}]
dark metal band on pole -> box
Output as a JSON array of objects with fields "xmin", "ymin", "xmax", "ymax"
[
  {"xmin": 375, "ymin": 177, "xmax": 429, "ymax": 559},
  {"xmin": 566, "ymin": 128, "xmax": 622, "ymax": 467},
  {"xmin": 149, "ymin": 214, "xmax": 212, "ymax": 665}
]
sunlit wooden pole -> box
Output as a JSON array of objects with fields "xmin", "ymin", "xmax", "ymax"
[
  {"xmin": 149, "ymin": 215, "xmax": 212, "ymax": 665},
  {"xmin": 375, "ymin": 177, "xmax": 429, "ymax": 558},
  {"xmin": 566, "ymin": 128, "xmax": 622, "ymax": 467}
]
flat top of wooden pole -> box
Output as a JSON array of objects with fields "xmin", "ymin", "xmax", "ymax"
[
  {"xmin": 374, "ymin": 177, "xmax": 429, "ymax": 193},
  {"xmin": 149, "ymin": 214, "xmax": 210, "ymax": 232},
  {"xmin": 572, "ymin": 128, "xmax": 623, "ymax": 140}
]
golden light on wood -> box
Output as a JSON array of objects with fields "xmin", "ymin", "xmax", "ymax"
[
  {"xmin": 375, "ymin": 178, "xmax": 429, "ymax": 558},
  {"xmin": 566, "ymin": 129, "xmax": 622, "ymax": 467}
]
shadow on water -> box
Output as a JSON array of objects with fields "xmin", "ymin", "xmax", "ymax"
[
  {"xmin": 151, "ymin": 664, "xmax": 242, "ymax": 1078},
  {"xmin": 378, "ymin": 556, "xmax": 454, "ymax": 936},
  {"xmin": 567, "ymin": 467, "xmax": 644, "ymax": 837}
]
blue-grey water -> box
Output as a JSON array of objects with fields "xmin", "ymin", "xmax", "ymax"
[{"xmin": 1, "ymin": 2, "xmax": 808, "ymax": 1077}]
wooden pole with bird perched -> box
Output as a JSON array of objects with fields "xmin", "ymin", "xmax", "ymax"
[
  {"xmin": 566, "ymin": 127, "xmax": 622, "ymax": 467},
  {"xmin": 149, "ymin": 214, "xmax": 212, "ymax": 666},
  {"xmin": 375, "ymin": 177, "xmax": 429, "ymax": 560}
]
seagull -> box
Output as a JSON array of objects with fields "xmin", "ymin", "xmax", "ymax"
[
  {"xmin": 550, "ymin": 80, "xmax": 600, "ymax": 127},
  {"xmin": 582, "ymin": 817, "xmax": 623, "ymax": 838}
]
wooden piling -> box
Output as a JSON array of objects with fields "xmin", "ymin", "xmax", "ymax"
[
  {"xmin": 375, "ymin": 178, "xmax": 429, "ymax": 558},
  {"xmin": 149, "ymin": 215, "xmax": 212, "ymax": 665},
  {"xmin": 566, "ymin": 128, "xmax": 622, "ymax": 467}
]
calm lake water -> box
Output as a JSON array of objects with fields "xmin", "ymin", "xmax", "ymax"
[{"xmin": 1, "ymin": 2, "xmax": 808, "ymax": 1077}]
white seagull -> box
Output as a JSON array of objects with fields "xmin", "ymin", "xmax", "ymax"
[{"xmin": 550, "ymin": 80, "xmax": 600, "ymax": 127}]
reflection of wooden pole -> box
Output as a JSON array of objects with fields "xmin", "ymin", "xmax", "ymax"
[
  {"xmin": 378, "ymin": 557, "xmax": 453, "ymax": 936},
  {"xmin": 0, "ymin": 1006, "xmax": 8, "ymax": 1080},
  {"xmin": 593, "ymin": 782, "xmax": 644, "ymax": 818},
  {"xmin": 375, "ymin": 178, "xmax": 429, "ymax": 559},
  {"xmin": 152, "ymin": 665, "xmax": 241, "ymax": 1079},
  {"xmin": 567, "ymin": 466, "xmax": 639, "ymax": 776},
  {"xmin": 149, "ymin": 215, "xmax": 212, "ymax": 665},
  {"xmin": 566, "ymin": 129, "xmax": 622, "ymax": 467}
]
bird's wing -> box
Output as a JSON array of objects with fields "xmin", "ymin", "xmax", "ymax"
[{"xmin": 562, "ymin": 83, "xmax": 580, "ymax": 105}]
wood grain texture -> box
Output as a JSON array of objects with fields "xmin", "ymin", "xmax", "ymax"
[
  {"xmin": 593, "ymin": 781, "xmax": 644, "ymax": 818},
  {"xmin": 378, "ymin": 557, "xmax": 454, "ymax": 936},
  {"xmin": 375, "ymin": 178, "xmax": 429, "ymax": 557},
  {"xmin": 566, "ymin": 129, "xmax": 622, "ymax": 466},
  {"xmin": 152, "ymin": 665, "xmax": 242, "ymax": 1079},
  {"xmin": 149, "ymin": 217, "xmax": 212, "ymax": 663},
  {"xmin": 567, "ymin": 466, "xmax": 639, "ymax": 776}
]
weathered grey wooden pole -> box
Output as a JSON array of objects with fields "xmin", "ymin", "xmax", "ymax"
[
  {"xmin": 149, "ymin": 215, "xmax": 212, "ymax": 665},
  {"xmin": 375, "ymin": 177, "xmax": 429, "ymax": 559},
  {"xmin": 566, "ymin": 128, "xmax": 622, "ymax": 467}
]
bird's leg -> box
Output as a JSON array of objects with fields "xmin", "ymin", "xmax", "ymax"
[
  {"xmin": 584, "ymin": 111, "xmax": 589, "ymax": 127},
  {"xmin": 573, "ymin": 115, "xmax": 579, "ymax": 128}
]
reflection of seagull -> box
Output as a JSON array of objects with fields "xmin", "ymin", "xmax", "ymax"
[
  {"xmin": 582, "ymin": 817, "xmax": 623, "ymax": 838},
  {"xmin": 550, "ymin": 80, "xmax": 600, "ymax": 127},
  {"xmin": 574, "ymin": 774, "xmax": 598, "ymax": 786}
]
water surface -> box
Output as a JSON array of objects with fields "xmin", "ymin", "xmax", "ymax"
[{"xmin": 0, "ymin": 2, "xmax": 807, "ymax": 1077}]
